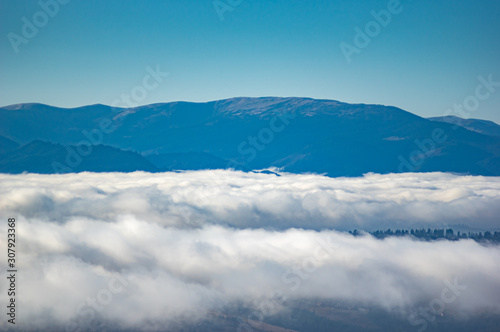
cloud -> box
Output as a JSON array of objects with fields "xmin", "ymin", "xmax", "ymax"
[
  {"xmin": 1, "ymin": 170, "xmax": 500, "ymax": 230},
  {"xmin": 0, "ymin": 171, "xmax": 499, "ymax": 330}
]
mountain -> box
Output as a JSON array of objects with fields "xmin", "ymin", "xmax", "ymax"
[
  {"xmin": 0, "ymin": 135, "xmax": 19, "ymax": 155},
  {"xmin": 0, "ymin": 140, "xmax": 158, "ymax": 174},
  {"xmin": 145, "ymin": 151, "xmax": 238, "ymax": 171},
  {"xmin": 0, "ymin": 103, "xmax": 124, "ymax": 145},
  {"xmin": 428, "ymin": 115, "xmax": 500, "ymax": 137},
  {"xmin": 1, "ymin": 97, "xmax": 500, "ymax": 176}
]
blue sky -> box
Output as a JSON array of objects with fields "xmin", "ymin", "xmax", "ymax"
[{"xmin": 1, "ymin": 0, "xmax": 500, "ymax": 122}]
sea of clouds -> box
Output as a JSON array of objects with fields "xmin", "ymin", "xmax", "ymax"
[{"xmin": 0, "ymin": 170, "xmax": 499, "ymax": 330}]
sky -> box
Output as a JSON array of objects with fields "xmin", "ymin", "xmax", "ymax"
[{"xmin": 1, "ymin": 0, "xmax": 500, "ymax": 123}]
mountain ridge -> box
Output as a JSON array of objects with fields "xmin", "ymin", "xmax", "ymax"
[
  {"xmin": 1, "ymin": 97, "xmax": 500, "ymax": 176},
  {"xmin": 428, "ymin": 115, "xmax": 500, "ymax": 137},
  {"xmin": 0, "ymin": 140, "xmax": 158, "ymax": 174}
]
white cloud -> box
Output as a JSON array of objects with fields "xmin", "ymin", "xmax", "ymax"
[
  {"xmin": 1, "ymin": 170, "xmax": 500, "ymax": 230},
  {"xmin": 0, "ymin": 171, "xmax": 499, "ymax": 330}
]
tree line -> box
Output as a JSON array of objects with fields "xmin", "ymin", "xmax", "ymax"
[{"xmin": 349, "ymin": 228, "xmax": 500, "ymax": 244}]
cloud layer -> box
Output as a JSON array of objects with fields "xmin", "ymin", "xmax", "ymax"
[
  {"xmin": 1, "ymin": 170, "xmax": 500, "ymax": 230},
  {"xmin": 0, "ymin": 171, "xmax": 500, "ymax": 330}
]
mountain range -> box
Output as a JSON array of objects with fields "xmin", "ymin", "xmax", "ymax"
[
  {"xmin": 1, "ymin": 97, "xmax": 500, "ymax": 176},
  {"xmin": 428, "ymin": 115, "xmax": 500, "ymax": 137}
]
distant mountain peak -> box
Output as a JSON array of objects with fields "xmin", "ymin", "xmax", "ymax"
[
  {"xmin": 1, "ymin": 102, "xmax": 123, "ymax": 111},
  {"xmin": 1, "ymin": 102, "xmax": 52, "ymax": 110},
  {"xmin": 428, "ymin": 115, "xmax": 500, "ymax": 137},
  {"xmin": 211, "ymin": 96, "xmax": 349, "ymax": 117}
]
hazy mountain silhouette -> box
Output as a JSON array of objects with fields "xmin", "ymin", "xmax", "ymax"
[
  {"xmin": 429, "ymin": 115, "xmax": 500, "ymax": 137},
  {"xmin": 146, "ymin": 151, "xmax": 237, "ymax": 171},
  {"xmin": 0, "ymin": 135, "xmax": 19, "ymax": 155},
  {"xmin": 0, "ymin": 140, "xmax": 158, "ymax": 174}
]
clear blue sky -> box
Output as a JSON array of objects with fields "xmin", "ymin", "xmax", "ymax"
[{"xmin": 1, "ymin": 0, "xmax": 500, "ymax": 122}]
